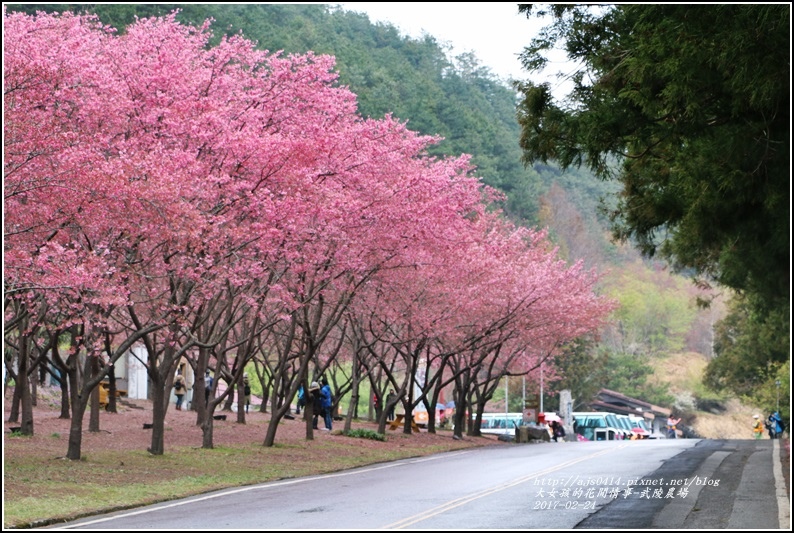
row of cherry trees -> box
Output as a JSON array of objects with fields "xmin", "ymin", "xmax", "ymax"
[{"xmin": 4, "ymin": 10, "xmax": 614, "ymax": 459}]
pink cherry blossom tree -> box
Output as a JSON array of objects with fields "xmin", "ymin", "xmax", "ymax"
[{"xmin": 5, "ymin": 9, "xmax": 616, "ymax": 459}]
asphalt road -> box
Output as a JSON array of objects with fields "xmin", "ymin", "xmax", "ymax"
[{"xmin": 52, "ymin": 438, "xmax": 789, "ymax": 530}]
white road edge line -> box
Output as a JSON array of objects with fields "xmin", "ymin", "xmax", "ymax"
[
  {"xmin": 773, "ymin": 438, "xmax": 790, "ymax": 529},
  {"xmin": 56, "ymin": 451, "xmax": 472, "ymax": 528}
]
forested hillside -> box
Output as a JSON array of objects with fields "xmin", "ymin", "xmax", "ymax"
[
  {"xmin": 6, "ymin": 4, "xmax": 771, "ymax": 423},
  {"xmin": 515, "ymin": 4, "xmax": 789, "ymax": 423}
]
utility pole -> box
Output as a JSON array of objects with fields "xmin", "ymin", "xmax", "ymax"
[
  {"xmin": 776, "ymin": 379, "xmax": 781, "ymax": 412},
  {"xmin": 505, "ymin": 376, "xmax": 509, "ymax": 414}
]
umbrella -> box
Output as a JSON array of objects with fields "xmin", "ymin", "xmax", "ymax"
[
  {"xmin": 435, "ymin": 403, "xmax": 446, "ymax": 411},
  {"xmin": 631, "ymin": 427, "xmax": 649, "ymax": 436},
  {"xmin": 445, "ymin": 401, "xmax": 456, "ymax": 408}
]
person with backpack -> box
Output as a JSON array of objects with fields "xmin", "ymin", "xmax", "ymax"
[
  {"xmin": 173, "ymin": 371, "xmax": 187, "ymax": 411},
  {"xmin": 752, "ymin": 414, "xmax": 764, "ymax": 439},
  {"xmin": 767, "ymin": 411, "xmax": 785, "ymax": 439},
  {"xmin": 320, "ymin": 378, "xmax": 333, "ymax": 431}
]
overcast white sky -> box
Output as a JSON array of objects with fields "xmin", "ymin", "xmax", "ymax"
[{"xmin": 336, "ymin": 2, "xmax": 556, "ymax": 83}]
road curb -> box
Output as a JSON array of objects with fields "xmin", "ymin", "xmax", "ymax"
[{"xmin": 773, "ymin": 438, "xmax": 790, "ymax": 529}]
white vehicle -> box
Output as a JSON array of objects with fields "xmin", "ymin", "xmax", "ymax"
[
  {"xmin": 478, "ymin": 412, "xmax": 524, "ymax": 435},
  {"xmin": 615, "ymin": 414, "xmax": 636, "ymax": 439},
  {"xmin": 628, "ymin": 415, "xmax": 652, "ymax": 439},
  {"xmin": 573, "ymin": 412, "xmax": 622, "ymax": 441},
  {"xmin": 603, "ymin": 412, "xmax": 631, "ymax": 439}
]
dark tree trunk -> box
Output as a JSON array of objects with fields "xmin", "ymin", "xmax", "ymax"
[
  {"xmin": 259, "ymin": 383, "xmax": 269, "ymax": 413},
  {"xmin": 148, "ymin": 376, "xmax": 167, "ymax": 455},
  {"xmin": 194, "ymin": 348, "xmax": 210, "ymax": 424},
  {"xmin": 201, "ymin": 411, "xmax": 215, "ymax": 449},
  {"xmin": 89, "ymin": 356, "xmax": 101, "ymax": 432},
  {"xmin": 344, "ymin": 346, "xmax": 361, "ymax": 433},
  {"xmin": 18, "ymin": 328, "xmax": 34, "ymax": 435},
  {"xmin": 66, "ymin": 401, "xmax": 86, "ymax": 460},
  {"xmin": 304, "ymin": 391, "xmax": 316, "ymax": 441},
  {"xmin": 106, "ymin": 362, "xmax": 118, "ymax": 414},
  {"xmin": 66, "ymin": 355, "xmax": 94, "ymax": 460},
  {"xmin": 201, "ymin": 395, "xmax": 224, "ymax": 449},
  {"xmin": 223, "ymin": 379, "xmax": 235, "ymax": 412},
  {"xmin": 49, "ymin": 331, "xmax": 72, "ymax": 419},
  {"xmin": 452, "ymin": 373, "xmax": 470, "ymax": 440},
  {"xmin": 31, "ymin": 371, "xmax": 38, "ymax": 407},
  {"xmin": 58, "ymin": 375, "xmax": 71, "ymax": 419},
  {"xmin": 8, "ymin": 377, "xmax": 21, "ymax": 423},
  {"xmin": 403, "ymin": 371, "xmax": 415, "ymax": 436},
  {"xmin": 236, "ymin": 375, "xmax": 246, "ymax": 424},
  {"xmin": 68, "ymin": 356, "xmax": 80, "ymax": 419}
]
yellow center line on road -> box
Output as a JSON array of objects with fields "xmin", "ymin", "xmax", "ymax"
[
  {"xmin": 382, "ymin": 443, "xmax": 630, "ymax": 530},
  {"xmin": 59, "ymin": 450, "xmax": 474, "ymax": 528}
]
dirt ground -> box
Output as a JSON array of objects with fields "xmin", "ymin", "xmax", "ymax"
[
  {"xmin": 4, "ymin": 386, "xmax": 786, "ymax": 458},
  {"xmin": 3, "ymin": 386, "xmax": 493, "ymax": 459}
]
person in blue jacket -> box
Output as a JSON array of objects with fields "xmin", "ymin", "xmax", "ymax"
[
  {"xmin": 320, "ymin": 378, "xmax": 333, "ymax": 431},
  {"xmin": 767, "ymin": 411, "xmax": 785, "ymax": 439}
]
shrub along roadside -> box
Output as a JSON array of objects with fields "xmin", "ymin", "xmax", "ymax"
[{"xmin": 345, "ymin": 428, "xmax": 387, "ymax": 441}]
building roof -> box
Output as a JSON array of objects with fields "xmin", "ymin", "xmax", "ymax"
[
  {"xmin": 591, "ymin": 389, "xmax": 672, "ymax": 419},
  {"xmin": 589, "ymin": 400, "xmax": 641, "ymax": 416},
  {"xmin": 589, "ymin": 400, "xmax": 654, "ymax": 422},
  {"xmin": 648, "ymin": 404, "xmax": 672, "ymax": 417},
  {"xmin": 597, "ymin": 388, "xmax": 652, "ymax": 409}
]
